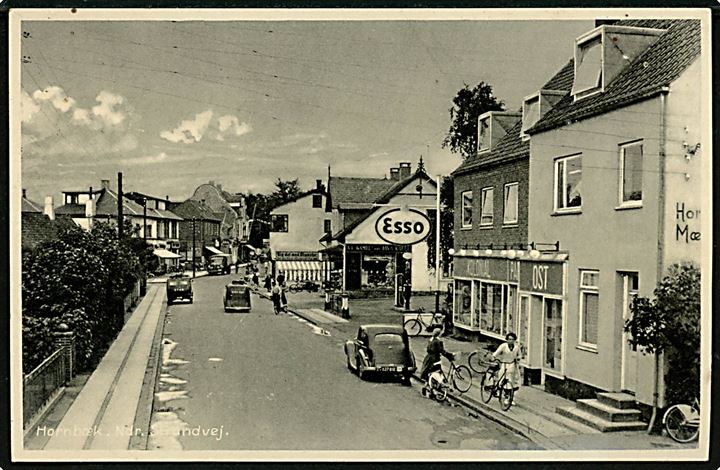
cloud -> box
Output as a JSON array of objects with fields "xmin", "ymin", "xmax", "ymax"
[
  {"xmin": 120, "ymin": 152, "xmax": 169, "ymax": 165},
  {"xmin": 160, "ymin": 110, "xmax": 251, "ymax": 144},
  {"xmin": 21, "ymin": 86, "xmax": 139, "ymax": 160}
]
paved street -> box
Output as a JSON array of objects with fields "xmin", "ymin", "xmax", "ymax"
[{"xmin": 149, "ymin": 275, "xmax": 536, "ymax": 450}]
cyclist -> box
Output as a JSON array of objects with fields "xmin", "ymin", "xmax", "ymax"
[
  {"xmin": 419, "ymin": 325, "xmax": 454, "ymax": 397},
  {"xmin": 489, "ymin": 332, "xmax": 522, "ymax": 402}
]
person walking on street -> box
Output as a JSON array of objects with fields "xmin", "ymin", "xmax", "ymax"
[
  {"xmin": 264, "ymin": 274, "xmax": 272, "ymax": 292},
  {"xmin": 252, "ymin": 271, "xmax": 259, "ymax": 286},
  {"xmin": 419, "ymin": 325, "xmax": 453, "ymax": 396},
  {"xmin": 271, "ymin": 281, "xmax": 282, "ymax": 314}
]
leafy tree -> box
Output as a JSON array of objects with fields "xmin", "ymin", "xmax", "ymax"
[
  {"xmin": 271, "ymin": 178, "xmax": 302, "ymax": 205},
  {"xmin": 442, "ymin": 82, "xmax": 504, "ymax": 159},
  {"xmin": 625, "ymin": 263, "xmax": 701, "ymax": 406}
]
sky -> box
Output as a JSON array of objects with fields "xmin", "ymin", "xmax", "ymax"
[{"xmin": 18, "ymin": 16, "xmax": 592, "ymax": 204}]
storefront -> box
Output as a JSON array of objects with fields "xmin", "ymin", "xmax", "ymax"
[
  {"xmin": 452, "ymin": 250, "xmax": 567, "ymax": 384},
  {"xmin": 273, "ymin": 250, "xmax": 327, "ymax": 283}
]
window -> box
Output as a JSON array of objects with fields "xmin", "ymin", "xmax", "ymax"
[
  {"xmin": 619, "ymin": 141, "xmax": 643, "ymax": 205},
  {"xmin": 573, "ymin": 36, "xmax": 603, "ymax": 97},
  {"xmin": 312, "ymin": 194, "xmax": 323, "ymax": 208},
  {"xmin": 521, "ymin": 95, "xmax": 540, "ymax": 136},
  {"xmin": 454, "ymin": 280, "xmax": 472, "ymax": 325},
  {"xmin": 503, "ymin": 183, "xmax": 519, "ymax": 224},
  {"xmin": 270, "ymin": 214, "xmax": 288, "ymax": 232},
  {"xmin": 554, "ymin": 154, "xmax": 582, "ymax": 211},
  {"xmin": 146, "ymin": 224, "xmax": 153, "ymax": 239},
  {"xmin": 478, "ymin": 116, "xmax": 491, "ymax": 152},
  {"xmin": 503, "ymin": 285, "xmax": 517, "ymax": 336},
  {"xmin": 480, "ymin": 187, "xmax": 494, "ymax": 226},
  {"xmin": 579, "ymin": 270, "xmax": 600, "ymax": 349},
  {"xmin": 480, "ymin": 282, "xmax": 503, "ymax": 335},
  {"xmin": 461, "ymin": 191, "xmax": 473, "ymax": 228},
  {"xmin": 544, "ymin": 298, "xmax": 563, "ymax": 372},
  {"xmin": 324, "ymin": 219, "xmax": 332, "ymax": 234}
]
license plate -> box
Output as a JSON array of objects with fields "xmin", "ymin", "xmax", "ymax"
[{"xmin": 379, "ymin": 366, "xmax": 401, "ymax": 372}]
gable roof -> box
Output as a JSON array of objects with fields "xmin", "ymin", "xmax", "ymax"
[
  {"xmin": 169, "ymin": 199, "xmax": 223, "ymax": 221},
  {"xmin": 56, "ymin": 188, "xmax": 145, "ymax": 217},
  {"xmin": 270, "ymin": 188, "xmax": 325, "ymax": 212},
  {"xmin": 452, "ymin": 59, "xmax": 576, "ymax": 176},
  {"xmin": 528, "ymin": 19, "xmax": 700, "ymax": 135},
  {"xmin": 22, "ymin": 196, "xmax": 43, "ymax": 213},
  {"xmin": 328, "ymin": 177, "xmax": 397, "ymax": 209}
]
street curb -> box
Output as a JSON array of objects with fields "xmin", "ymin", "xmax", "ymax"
[
  {"xmin": 410, "ymin": 373, "xmax": 560, "ymax": 450},
  {"xmin": 128, "ymin": 296, "xmax": 168, "ymax": 450},
  {"xmin": 251, "ymin": 289, "xmax": 322, "ymax": 327}
]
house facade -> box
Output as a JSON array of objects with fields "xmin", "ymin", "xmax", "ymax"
[
  {"xmin": 268, "ymin": 180, "xmax": 328, "ymax": 282},
  {"xmin": 524, "ymin": 19, "xmax": 704, "ymax": 406},
  {"xmin": 168, "ymin": 199, "xmax": 223, "ymax": 266}
]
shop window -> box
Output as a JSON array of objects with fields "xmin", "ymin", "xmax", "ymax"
[
  {"xmin": 579, "ymin": 270, "xmax": 599, "ymax": 349},
  {"xmin": 454, "ymin": 280, "xmax": 472, "ymax": 326},
  {"xmin": 503, "ymin": 284, "xmax": 518, "ymax": 336},
  {"xmin": 271, "ymin": 214, "xmax": 288, "ymax": 232},
  {"xmin": 619, "ymin": 141, "xmax": 643, "ymax": 206},
  {"xmin": 503, "ymin": 182, "xmax": 519, "ymax": 224},
  {"xmin": 461, "ymin": 191, "xmax": 473, "ymax": 228},
  {"xmin": 480, "ymin": 187, "xmax": 494, "ymax": 226},
  {"xmin": 312, "ymin": 194, "xmax": 323, "ymax": 208},
  {"xmin": 480, "ymin": 282, "xmax": 503, "ymax": 335},
  {"xmin": 554, "ymin": 154, "xmax": 582, "ymax": 212},
  {"xmin": 544, "ymin": 298, "xmax": 563, "ymax": 373}
]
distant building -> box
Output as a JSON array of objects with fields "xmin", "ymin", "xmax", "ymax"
[
  {"xmin": 268, "ymin": 180, "xmax": 328, "ymax": 283},
  {"xmin": 21, "ymin": 189, "xmax": 76, "ymax": 251},
  {"xmin": 56, "ymin": 179, "xmax": 183, "ymax": 269},
  {"xmin": 168, "ymin": 199, "xmax": 223, "ymax": 266}
]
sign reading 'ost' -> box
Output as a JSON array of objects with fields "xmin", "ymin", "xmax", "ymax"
[{"xmin": 374, "ymin": 208, "xmax": 431, "ymax": 245}]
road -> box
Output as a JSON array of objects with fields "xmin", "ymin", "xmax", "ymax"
[{"xmin": 148, "ymin": 274, "xmax": 536, "ymax": 451}]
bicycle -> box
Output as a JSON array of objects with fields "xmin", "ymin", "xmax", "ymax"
[
  {"xmin": 403, "ymin": 310, "xmax": 445, "ymax": 337},
  {"xmin": 663, "ymin": 397, "xmax": 700, "ymax": 443},
  {"xmin": 421, "ymin": 354, "xmax": 473, "ymax": 401},
  {"xmin": 479, "ymin": 360, "xmax": 517, "ymax": 411},
  {"xmin": 467, "ymin": 347, "xmax": 496, "ymax": 375}
]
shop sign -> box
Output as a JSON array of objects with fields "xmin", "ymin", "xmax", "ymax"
[
  {"xmin": 374, "ymin": 208, "xmax": 431, "ymax": 245},
  {"xmin": 454, "ymin": 257, "xmax": 519, "ymax": 283},
  {"xmin": 347, "ymin": 244, "xmax": 410, "ymax": 253},
  {"xmin": 519, "ymin": 261, "xmax": 563, "ymax": 295}
]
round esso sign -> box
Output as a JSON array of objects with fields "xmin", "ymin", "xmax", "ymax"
[{"xmin": 375, "ymin": 208, "xmax": 431, "ymax": 245}]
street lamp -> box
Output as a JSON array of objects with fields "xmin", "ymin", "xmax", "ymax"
[{"xmin": 192, "ymin": 217, "xmax": 196, "ymax": 279}]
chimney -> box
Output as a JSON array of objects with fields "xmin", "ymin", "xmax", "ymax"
[
  {"xmin": 390, "ymin": 168, "xmax": 400, "ymax": 181},
  {"xmin": 89, "ymin": 186, "xmax": 93, "ymax": 199},
  {"xmin": 22, "ymin": 188, "xmax": 27, "ymax": 199},
  {"xmin": 44, "ymin": 196, "xmax": 55, "ymax": 221},
  {"xmin": 166, "ymin": 195, "xmax": 169, "ymax": 201},
  {"xmin": 217, "ymin": 183, "xmax": 222, "ymax": 191},
  {"xmin": 85, "ymin": 197, "xmax": 96, "ymax": 218},
  {"xmin": 316, "ymin": 179, "xmax": 322, "ymax": 191},
  {"xmin": 101, "ymin": 179, "xmax": 110, "ymax": 190},
  {"xmin": 209, "ymin": 180, "xmax": 215, "ymax": 186},
  {"xmin": 398, "ymin": 162, "xmax": 412, "ymax": 180}
]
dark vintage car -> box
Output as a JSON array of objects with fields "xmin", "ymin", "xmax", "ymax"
[
  {"xmin": 344, "ymin": 324, "xmax": 416, "ymax": 384},
  {"xmin": 224, "ymin": 279, "xmax": 252, "ymax": 312},
  {"xmin": 166, "ymin": 274, "xmax": 193, "ymax": 305},
  {"xmin": 207, "ymin": 254, "xmax": 232, "ymax": 275}
]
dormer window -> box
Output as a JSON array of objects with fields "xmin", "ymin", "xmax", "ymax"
[
  {"xmin": 477, "ymin": 111, "xmax": 521, "ymax": 153},
  {"xmin": 571, "ymin": 25, "xmax": 664, "ymax": 101},
  {"xmin": 522, "ymin": 90, "xmax": 565, "ymax": 139},
  {"xmin": 573, "ymin": 36, "xmax": 603, "ymax": 98}
]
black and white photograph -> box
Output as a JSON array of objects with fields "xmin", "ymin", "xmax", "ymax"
[{"xmin": 9, "ymin": 8, "xmax": 712, "ymax": 461}]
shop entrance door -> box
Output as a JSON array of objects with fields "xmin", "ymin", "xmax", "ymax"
[
  {"xmin": 518, "ymin": 295, "xmax": 531, "ymax": 365},
  {"xmin": 620, "ymin": 273, "xmax": 639, "ymax": 394},
  {"xmin": 345, "ymin": 253, "xmax": 362, "ymax": 290}
]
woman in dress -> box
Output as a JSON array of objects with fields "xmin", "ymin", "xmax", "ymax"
[{"xmin": 492, "ymin": 332, "xmax": 522, "ymax": 393}]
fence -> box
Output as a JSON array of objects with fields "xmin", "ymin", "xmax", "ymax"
[
  {"xmin": 123, "ymin": 280, "xmax": 142, "ymax": 324},
  {"xmin": 23, "ymin": 348, "xmax": 66, "ymax": 428}
]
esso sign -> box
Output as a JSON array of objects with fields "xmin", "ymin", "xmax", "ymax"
[{"xmin": 375, "ymin": 208, "xmax": 431, "ymax": 245}]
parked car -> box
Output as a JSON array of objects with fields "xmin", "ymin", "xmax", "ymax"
[
  {"xmin": 288, "ymin": 281, "xmax": 321, "ymax": 292},
  {"xmin": 224, "ymin": 279, "xmax": 252, "ymax": 312},
  {"xmin": 207, "ymin": 254, "xmax": 232, "ymax": 275},
  {"xmin": 166, "ymin": 274, "xmax": 193, "ymax": 305},
  {"xmin": 344, "ymin": 324, "xmax": 416, "ymax": 385}
]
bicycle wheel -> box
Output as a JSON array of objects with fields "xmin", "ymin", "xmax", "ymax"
[
  {"xmin": 499, "ymin": 380, "xmax": 514, "ymax": 411},
  {"xmin": 467, "ymin": 350, "xmax": 487, "ymax": 375},
  {"xmin": 452, "ymin": 365, "xmax": 473, "ymax": 393},
  {"xmin": 665, "ymin": 406, "xmax": 699, "ymax": 443},
  {"xmin": 403, "ymin": 319, "xmax": 423, "ymax": 337},
  {"xmin": 480, "ymin": 371, "xmax": 494, "ymax": 403},
  {"xmin": 434, "ymin": 383, "xmax": 448, "ymax": 402}
]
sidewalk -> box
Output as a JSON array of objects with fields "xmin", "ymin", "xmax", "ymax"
[
  {"xmin": 147, "ymin": 270, "xmax": 209, "ymax": 284},
  {"xmin": 32, "ymin": 284, "xmax": 166, "ymax": 450},
  {"xmin": 274, "ymin": 291, "xmax": 695, "ymax": 451}
]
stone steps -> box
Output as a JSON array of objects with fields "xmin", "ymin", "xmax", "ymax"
[{"xmin": 556, "ymin": 391, "xmax": 647, "ymax": 432}]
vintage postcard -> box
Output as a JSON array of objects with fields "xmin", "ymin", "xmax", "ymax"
[{"xmin": 9, "ymin": 7, "xmax": 712, "ymax": 462}]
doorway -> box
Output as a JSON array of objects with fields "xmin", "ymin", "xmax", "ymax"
[{"xmin": 620, "ymin": 272, "xmax": 639, "ymax": 394}]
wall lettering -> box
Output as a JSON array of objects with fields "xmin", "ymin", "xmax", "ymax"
[{"xmin": 675, "ymin": 202, "xmax": 701, "ymax": 243}]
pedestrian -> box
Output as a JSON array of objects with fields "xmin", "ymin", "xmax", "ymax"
[
  {"xmin": 277, "ymin": 272, "xmax": 285, "ymax": 288},
  {"xmin": 492, "ymin": 332, "xmax": 522, "ymax": 400},
  {"xmin": 419, "ymin": 325, "xmax": 453, "ymax": 396},
  {"xmin": 252, "ymin": 271, "xmax": 259, "ymax": 286},
  {"xmin": 279, "ymin": 283, "xmax": 288, "ymax": 312},
  {"xmin": 271, "ymin": 281, "xmax": 282, "ymax": 314},
  {"xmin": 264, "ymin": 274, "xmax": 272, "ymax": 292}
]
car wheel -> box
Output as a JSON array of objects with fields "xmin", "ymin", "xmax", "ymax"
[
  {"xmin": 189, "ymin": 298, "xmax": 193, "ymax": 304},
  {"xmin": 401, "ymin": 375, "xmax": 412, "ymax": 386},
  {"xmin": 346, "ymin": 355, "xmax": 353, "ymax": 372}
]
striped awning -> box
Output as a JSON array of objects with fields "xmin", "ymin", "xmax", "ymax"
[
  {"xmin": 154, "ymin": 248, "xmax": 181, "ymax": 259},
  {"xmin": 276, "ymin": 261, "xmax": 323, "ymax": 271}
]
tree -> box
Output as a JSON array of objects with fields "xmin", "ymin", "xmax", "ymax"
[
  {"xmin": 625, "ymin": 263, "xmax": 701, "ymax": 411},
  {"xmin": 442, "ymin": 82, "xmax": 504, "ymax": 159},
  {"xmin": 271, "ymin": 178, "xmax": 302, "ymax": 205}
]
